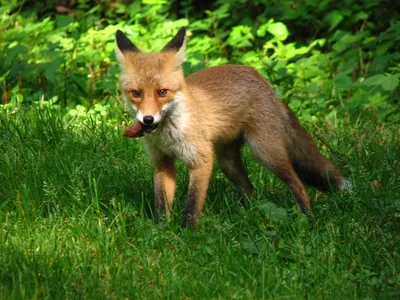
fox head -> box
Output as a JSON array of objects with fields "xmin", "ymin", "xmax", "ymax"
[{"xmin": 116, "ymin": 27, "xmax": 186, "ymax": 132}]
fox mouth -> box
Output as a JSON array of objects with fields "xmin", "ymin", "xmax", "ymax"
[{"xmin": 142, "ymin": 123, "xmax": 158, "ymax": 133}]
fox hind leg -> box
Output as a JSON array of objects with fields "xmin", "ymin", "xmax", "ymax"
[
  {"xmin": 216, "ymin": 137, "xmax": 254, "ymax": 205},
  {"xmin": 246, "ymin": 133, "xmax": 311, "ymax": 213}
]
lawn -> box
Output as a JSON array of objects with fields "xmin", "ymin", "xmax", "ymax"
[{"xmin": 0, "ymin": 107, "xmax": 399, "ymax": 298}]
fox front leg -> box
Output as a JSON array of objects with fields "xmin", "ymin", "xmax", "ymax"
[
  {"xmin": 153, "ymin": 156, "xmax": 176, "ymax": 222},
  {"xmin": 182, "ymin": 152, "xmax": 213, "ymax": 228}
]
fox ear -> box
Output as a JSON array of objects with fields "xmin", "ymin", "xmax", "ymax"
[
  {"xmin": 162, "ymin": 27, "xmax": 186, "ymax": 66},
  {"xmin": 115, "ymin": 30, "xmax": 140, "ymax": 63}
]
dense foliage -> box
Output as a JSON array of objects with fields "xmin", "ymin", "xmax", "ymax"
[{"xmin": 1, "ymin": 0, "xmax": 399, "ymax": 123}]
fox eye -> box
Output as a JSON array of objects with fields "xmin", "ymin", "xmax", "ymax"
[
  {"xmin": 158, "ymin": 89, "xmax": 168, "ymax": 97},
  {"xmin": 131, "ymin": 90, "xmax": 141, "ymax": 98}
]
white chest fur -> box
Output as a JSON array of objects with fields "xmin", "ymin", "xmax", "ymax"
[{"xmin": 143, "ymin": 95, "xmax": 196, "ymax": 165}]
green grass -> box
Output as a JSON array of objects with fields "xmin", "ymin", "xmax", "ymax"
[{"xmin": 0, "ymin": 107, "xmax": 399, "ymax": 299}]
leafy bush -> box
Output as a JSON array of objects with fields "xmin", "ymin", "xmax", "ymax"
[{"xmin": 0, "ymin": 0, "xmax": 399, "ymax": 123}]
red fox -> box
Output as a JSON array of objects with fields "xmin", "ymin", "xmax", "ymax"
[{"xmin": 116, "ymin": 27, "xmax": 350, "ymax": 227}]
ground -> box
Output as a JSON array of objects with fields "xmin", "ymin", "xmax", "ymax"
[{"xmin": 0, "ymin": 108, "xmax": 399, "ymax": 298}]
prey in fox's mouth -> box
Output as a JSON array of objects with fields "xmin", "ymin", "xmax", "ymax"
[{"xmin": 123, "ymin": 120, "xmax": 159, "ymax": 138}]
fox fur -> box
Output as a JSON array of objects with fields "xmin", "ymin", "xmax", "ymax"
[{"xmin": 116, "ymin": 27, "xmax": 350, "ymax": 228}]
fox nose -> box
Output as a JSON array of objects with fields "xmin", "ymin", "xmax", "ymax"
[{"xmin": 143, "ymin": 115, "xmax": 154, "ymax": 125}]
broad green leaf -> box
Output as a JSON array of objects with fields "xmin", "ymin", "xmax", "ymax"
[
  {"xmin": 376, "ymin": 41, "xmax": 393, "ymax": 56},
  {"xmin": 258, "ymin": 202, "xmax": 288, "ymax": 223},
  {"xmin": 256, "ymin": 23, "xmax": 269, "ymax": 37},
  {"xmin": 190, "ymin": 20, "xmax": 212, "ymax": 31},
  {"xmin": 3, "ymin": 45, "xmax": 28, "ymax": 68},
  {"xmin": 333, "ymin": 32, "xmax": 366, "ymax": 52},
  {"xmin": 363, "ymin": 74, "xmax": 399, "ymax": 91},
  {"xmin": 242, "ymin": 241, "xmax": 267, "ymax": 255},
  {"xmin": 56, "ymin": 14, "xmax": 73, "ymax": 28},
  {"xmin": 227, "ymin": 25, "xmax": 253, "ymax": 48},
  {"xmin": 309, "ymin": 38, "xmax": 326, "ymax": 48},
  {"xmin": 127, "ymin": 1, "xmax": 141, "ymax": 16},
  {"xmin": 44, "ymin": 64, "xmax": 57, "ymax": 83},
  {"xmin": 355, "ymin": 11, "xmax": 369, "ymax": 20},
  {"xmin": 326, "ymin": 11, "xmax": 344, "ymax": 31},
  {"xmin": 267, "ymin": 22, "xmax": 289, "ymax": 41},
  {"xmin": 362, "ymin": 74, "xmax": 386, "ymax": 86},
  {"xmin": 206, "ymin": 3, "xmax": 230, "ymax": 20},
  {"xmin": 208, "ymin": 57, "xmax": 228, "ymax": 67},
  {"xmin": 334, "ymin": 72, "xmax": 352, "ymax": 89},
  {"xmin": 381, "ymin": 75, "xmax": 399, "ymax": 91},
  {"xmin": 257, "ymin": 20, "xmax": 289, "ymax": 41}
]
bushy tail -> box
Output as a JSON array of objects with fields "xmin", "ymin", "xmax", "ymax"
[{"xmin": 285, "ymin": 109, "xmax": 349, "ymax": 191}]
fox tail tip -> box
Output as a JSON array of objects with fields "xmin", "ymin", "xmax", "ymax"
[{"xmin": 338, "ymin": 178, "xmax": 353, "ymax": 191}]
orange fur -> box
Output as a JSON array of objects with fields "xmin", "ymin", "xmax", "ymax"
[{"xmin": 116, "ymin": 28, "xmax": 348, "ymax": 228}]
